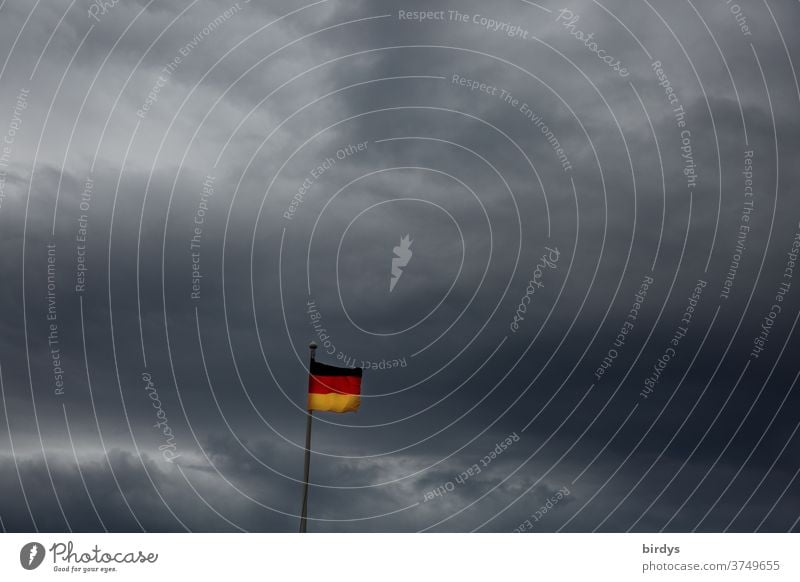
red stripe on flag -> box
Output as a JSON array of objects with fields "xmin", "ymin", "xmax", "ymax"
[{"xmin": 308, "ymin": 374, "xmax": 362, "ymax": 396}]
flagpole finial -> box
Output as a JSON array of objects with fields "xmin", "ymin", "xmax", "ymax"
[{"xmin": 309, "ymin": 341, "xmax": 317, "ymax": 361}]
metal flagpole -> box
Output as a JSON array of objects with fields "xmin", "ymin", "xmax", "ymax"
[{"xmin": 299, "ymin": 341, "xmax": 316, "ymax": 533}]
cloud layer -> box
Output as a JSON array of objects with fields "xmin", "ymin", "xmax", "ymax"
[{"xmin": 0, "ymin": 0, "xmax": 799, "ymax": 532}]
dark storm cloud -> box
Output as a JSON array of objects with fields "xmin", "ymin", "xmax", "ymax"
[{"xmin": 0, "ymin": 0, "xmax": 799, "ymax": 532}]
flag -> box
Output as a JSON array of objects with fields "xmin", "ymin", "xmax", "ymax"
[{"xmin": 307, "ymin": 360, "xmax": 362, "ymax": 413}]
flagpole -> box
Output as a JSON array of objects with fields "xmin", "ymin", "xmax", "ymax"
[{"xmin": 299, "ymin": 341, "xmax": 316, "ymax": 533}]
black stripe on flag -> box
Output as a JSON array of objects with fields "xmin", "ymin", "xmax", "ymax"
[{"xmin": 310, "ymin": 360, "xmax": 363, "ymax": 377}]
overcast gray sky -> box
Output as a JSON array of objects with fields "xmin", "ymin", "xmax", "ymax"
[{"xmin": 0, "ymin": 0, "xmax": 799, "ymax": 532}]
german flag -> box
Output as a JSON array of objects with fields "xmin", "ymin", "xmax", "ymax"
[{"xmin": 307, "ymin": 360, "xmax": 362, "ymax": 413}]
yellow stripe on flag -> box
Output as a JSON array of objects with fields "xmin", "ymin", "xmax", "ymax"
[{"xmin": 308, "ymin": 393, "xmax": 360, "ymax": 413}]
